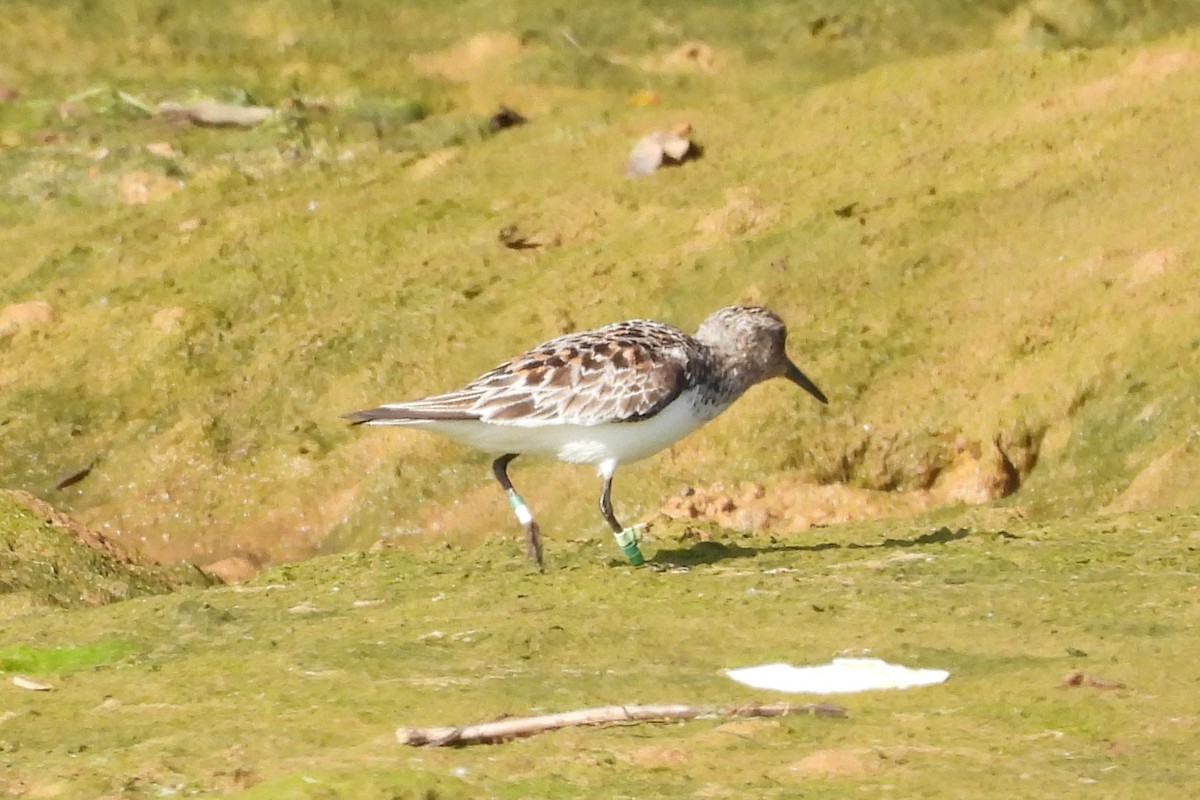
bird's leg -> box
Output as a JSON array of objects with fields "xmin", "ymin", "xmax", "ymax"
[
  {"xmin": 492, "ymin": 454, "xmax": 543, "ymax": 570},
  {"xmin": 598, "ymin": 473, "xmax": 645, "ymax": 566}
]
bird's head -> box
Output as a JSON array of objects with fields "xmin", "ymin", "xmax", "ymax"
[{"xmin": 694, "ymin": 306, "xmax": 828, "ymax": 404}]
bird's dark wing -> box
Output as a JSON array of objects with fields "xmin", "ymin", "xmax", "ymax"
[{"xmin": 344, "ymin": 320, "xmax": 698, "ymax": 427}]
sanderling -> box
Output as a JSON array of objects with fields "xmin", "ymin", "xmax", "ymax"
[{"xmin": 345, "ymin": 305, "xmax": 827, "ymax": 569}]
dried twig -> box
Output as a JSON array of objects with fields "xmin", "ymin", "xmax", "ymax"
[
  {"xmin": 156, "ymin": 100, "xmax": 275, "ymax": 127},
  {"xmin": 397, "ymin": 701, "xmax": 847, "ymax": 747}
]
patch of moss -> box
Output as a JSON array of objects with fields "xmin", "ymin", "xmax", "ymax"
[
  {"xmin": 0, "ymin": 639, "xmax": 137, "ymax": 673},
  {"xmin": 0, "ymin": 491, "xmax": 213, "ymax": 617}
]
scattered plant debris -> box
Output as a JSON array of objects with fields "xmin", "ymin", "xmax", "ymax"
[{"xmin": 626, "ymin": 122, "xmax": 702, "ymax": 176}]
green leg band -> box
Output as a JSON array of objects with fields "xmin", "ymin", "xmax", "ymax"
[
  {"xmin": 612, "ymin": 526, "xmax": 645, "ymax": 566},
  {"xmin": 507, "ymin": 491, "xmax": 534, "ymax": 526}
]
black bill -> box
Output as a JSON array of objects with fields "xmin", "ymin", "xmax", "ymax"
[{"xmin": 784, "ymin": 361, "xmax": 829, "ymax": 404}]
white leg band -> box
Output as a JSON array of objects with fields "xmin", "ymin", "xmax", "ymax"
[{"xmin": 507, "ymin": 491, "xmax": 534, "ymax": 526}]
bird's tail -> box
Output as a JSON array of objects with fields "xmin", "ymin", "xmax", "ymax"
[{"xmin": 342, "ymin": 404, "xmax": 479, "ymax": 425}]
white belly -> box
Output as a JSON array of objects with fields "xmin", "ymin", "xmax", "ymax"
[{"xmin": 399, "ymin": 389, "xmax": 727, "ymax": 474}]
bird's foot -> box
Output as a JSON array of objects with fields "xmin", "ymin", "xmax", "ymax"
[
  {"xmin": 612, "ymin": 526, "xmax": 645, "ymax": 566},
  {"xmin": 525, "ymin": 521, "xmax": 544, "ymax": 572}
]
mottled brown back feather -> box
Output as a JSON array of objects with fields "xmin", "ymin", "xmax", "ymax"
[{"xmin": 350, "ymin": 320, "xmax": 701, "ymax": 427}]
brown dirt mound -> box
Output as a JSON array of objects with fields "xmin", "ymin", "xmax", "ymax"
[
  {"xmin": 0, "ymin": 490, "xmax": 214, "ymax": 613},
  {"xmin": 660, "ymin": 438, "xmax": 1024, "ymax": 533}
]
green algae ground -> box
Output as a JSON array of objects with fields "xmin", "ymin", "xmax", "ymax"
[
  {"xmin": 4, "ymin": 1, "xmax": 1200, "ymax": 796},
  {"xmin": 3, "ymin": 511, "xmax": 1199, "ymax": 798}
]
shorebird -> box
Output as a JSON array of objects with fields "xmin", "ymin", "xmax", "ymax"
[{"xmin": 345, "ymin": 306, "xmax": 827, "ymax": 569}]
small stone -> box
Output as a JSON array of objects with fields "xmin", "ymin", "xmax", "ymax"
[
  {"xmin": 201, "ymin": 555, "xmax": 261, "ymax": 584},
  {"xmin": 626, "ymin": 123, "xmax": 699, "ymax": 176}
]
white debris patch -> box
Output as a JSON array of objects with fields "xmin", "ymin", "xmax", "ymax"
[{"xmin": 726, "ymin": 658, "xmax": 949, "ymax": 695}]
